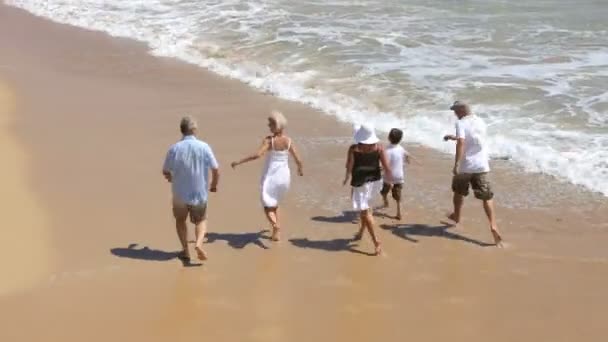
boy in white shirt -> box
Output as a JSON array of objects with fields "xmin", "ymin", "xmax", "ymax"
[{"xmin": 380, "ymin": 128, "xmax": 411, "ymax": 220}]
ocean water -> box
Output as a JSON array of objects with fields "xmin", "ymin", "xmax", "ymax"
[{"xmin": 5, "ymin": 0, "xmax": 608, "ymax": 196}]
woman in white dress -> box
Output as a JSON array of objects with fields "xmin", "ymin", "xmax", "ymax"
[
  {"xmin": 343, "ymin": 124, "xmax": 391, "ymax": 255},
  {"xmin": 231, "ymin": 111, "xmax": 304, "ymax": 241}
]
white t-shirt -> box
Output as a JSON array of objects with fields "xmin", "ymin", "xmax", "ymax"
[
  {"xmin": 385, "ymin": 144, "xmax": 408, "ymax": 184},
  {"xmin": 455, "ymin": 115, "xmax": 490, "ymax": 174}
]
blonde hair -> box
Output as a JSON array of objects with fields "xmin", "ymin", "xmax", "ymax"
[{"xmin": 269, "ymin": 110, "xmax": 287, "ymax": 131}]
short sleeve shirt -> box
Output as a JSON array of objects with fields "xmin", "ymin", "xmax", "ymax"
[
  {"xmin": 385, "ymin": 144, "xmax": 408, "ymax": 184},
  {"xmin": 455, "ymin": 115, "xmax": 490, "ymax": 173},
  {"xmin": 163, "ymin": 136, "xmax": 219, "ymax": 205}
]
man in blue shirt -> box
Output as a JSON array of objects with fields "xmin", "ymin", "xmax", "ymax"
[{"xmin": 163, "ymin": 116, "xmax": 220, "ymax": 261}]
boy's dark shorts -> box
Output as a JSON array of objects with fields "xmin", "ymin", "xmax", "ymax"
[
  {"xmin": 381, "ymin": 183, "xmax": 403, "ymax": 201},
  {"xmin": 452, "ymin": 173, "xmax": 493, "ymax": 200}
]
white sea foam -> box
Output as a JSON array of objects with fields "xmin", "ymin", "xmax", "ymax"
[{"xmin": 6, "ymin": 0, "xmax": 608, "ymax": 196}]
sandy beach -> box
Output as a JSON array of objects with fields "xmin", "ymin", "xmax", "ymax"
[
  {"xmin": 1, "ymin": 4, "xmax": 608, "ymax": 341},
  {"xmin": 0, "ymin": 73, "xmax": 53, "ymax": 296}
]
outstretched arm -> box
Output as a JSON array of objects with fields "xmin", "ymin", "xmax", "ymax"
[
  {"xmin": 289, "ymin": 143, "xmax": 304, "ymax": 176},
  {"xmin": 231, "ymin": 138, "xmax": 270, "ymax": 169}
]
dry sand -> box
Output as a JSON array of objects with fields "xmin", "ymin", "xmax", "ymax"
[
  {"xmin": 0, "ymin": 78, "xmax": 53, "ymax": 296},
  {"xmin": 1, "ymin": 5, "xmax": 608, "ymax": 342}
]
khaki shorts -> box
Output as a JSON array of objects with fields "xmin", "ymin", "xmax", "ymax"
[
  {"xmin": 452, "ymin": 173, "xmax": 494, "ymax": 200},
  {"xmin": 380, "ymin": 182, "xmax": 403, "ymax": 201},
  {"xmin": 172, "ymin": 198, "xmax": 207, "ymax": 224}
]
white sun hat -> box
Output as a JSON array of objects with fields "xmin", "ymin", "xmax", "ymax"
[
  {"xmin": 352, "ymin": 123, "xmax": 361, "ymax": 142},
  {"xmin": 353, "ymin": 123, "xmax": 380, "ymax": 145}
]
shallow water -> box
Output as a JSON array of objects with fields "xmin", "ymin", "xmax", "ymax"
[{"xmin": 6, "ymin": 0, "xmax": 608, "ymax": 195}]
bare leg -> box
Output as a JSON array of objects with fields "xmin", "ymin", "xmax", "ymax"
[
  {"xmin": 483, "ymin": 200, "xmax": 503, "ymax": 247},
  {"xmin": 264, "ymin": 207, "xmax": 280, "ymax": 241},
  {"xmin": 351, "ymin": 188, "xmax": 360, "ymax": 224},
  {"xmin": 353, "ymin": 211, "xmax": 366, "ymax": 241},
  {"xmin": 194, "ymin": 220, "xmax": 208, "ymax": 260},
  {"xmin": 362, "ymin": 210, "xmax": 382, "ymax": 255},
  {"xmin": 175, "ymin": 218, "xmax": 189, "ymax": 259},
  {"xmin": 448, "ymin": 193, "xmax": 464, "ymax": 223},
  {"xmin": 381, "ymin": 194, "xmax": 389, "ymax": 208},
  {"xmin": 395, "ymin": 200, "xmax": 402, "ymax": 221},
  {"xmin": 273, "ymin": 207, "xmax": 281, "ymax": 241}
]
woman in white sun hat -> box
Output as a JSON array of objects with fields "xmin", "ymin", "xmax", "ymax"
[{"xmin": 343, "ymin": 123, "xmax": 391, "ymax": 255}]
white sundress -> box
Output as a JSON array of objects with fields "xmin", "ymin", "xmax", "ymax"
[
  {"xmin": 352, "ymin": 180, "xmax": 383, "ymax": 211},
  {"xmin": 260, "ymin": 138, "xmax": 291, "ymax": 208},
  {"xmin": 350, "ymin": 148, "xmax": 383, "ymax": 211}
]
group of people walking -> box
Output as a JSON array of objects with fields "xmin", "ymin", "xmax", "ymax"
[{"xmin": 161, "ymin": 101, "xmax": 503, "ymax": 261}]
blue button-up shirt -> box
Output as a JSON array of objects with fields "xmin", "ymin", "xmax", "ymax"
[{"xmin": 163, "ymin": 135, "xmax": 219, "ymax": 205}]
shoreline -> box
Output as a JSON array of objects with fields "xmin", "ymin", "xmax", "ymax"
[
  {"xmin": 1, "ymin": 4, "xmax": 608, "ymax": 342},
  {"xmin": 5, "ymin": 1, "xmax": 608, "ymax": 198}
]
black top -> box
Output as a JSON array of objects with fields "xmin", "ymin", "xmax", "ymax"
[{"xmin": 351, "ymin": 148, "xmax": 381, "ymax": 187}]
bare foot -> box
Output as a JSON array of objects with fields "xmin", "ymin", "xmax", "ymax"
[
  {"xmin": 491, "ymin": 227, "xmax": 503, "ymax": 248},
  {"xmin": 271, "ymin": 225, "xmax": 281, "ymax": 242},
  {"xmin": 177, "ymin": 250, "xmax": 190, "ymax": 261},
  {"xmin": 353, "ymin": 231, "xmax": 363, "ymax": 241},
  {"xmin": 195, "ymin": 245, "xmax": 208, "ymax": 261},
  {"xmin": 447, "ymin": 212, "xmax": 460, "ymax": 223},
  {"xmin": 374, "ymin": 242, "xmax": 383, "ymax": 256}
]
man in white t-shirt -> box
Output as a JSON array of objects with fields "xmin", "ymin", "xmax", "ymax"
[{"xmin": 443, "ymin": 101, "xmax": 503, "ymax": 246}]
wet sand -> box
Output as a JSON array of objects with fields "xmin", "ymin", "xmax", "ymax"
[{"xmin": 1, "ymin": 5, "xmax": 608, "ymax": 342}]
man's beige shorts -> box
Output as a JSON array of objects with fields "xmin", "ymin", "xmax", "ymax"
[
  {"xmin": 172, "ymin": 198, "xmax": 207, "ymax": 224},
  {"xmin": 452, "ymin": 172, "xmax": 494, "ymax": 200}
]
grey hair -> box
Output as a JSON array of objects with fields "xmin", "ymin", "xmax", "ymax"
[
  {"xmin": 180, "ymin": 116, "xmax": 198, "ymax": 135},
  {"xmin": 269, "ymin": 110, "xmax": 287, "ymax": 131}
]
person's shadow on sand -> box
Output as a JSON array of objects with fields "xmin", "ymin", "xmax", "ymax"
[
  {"xmin": 380, "ymin": 222, "xmax": 495, "ymax": 247},
  {"xmin": 205, "ymin": 230, "xmax": 270, "ymax": 250},
  {"xmin": 311, "ymin": 211, "xmax": 359, "ymax": 224},
  {"xmin": 289, "ymin": 237, "xmax": 376, "ymax": 256},
  {"xmin": 110, "ymin": 243, "xmax": 202, "ymax": 267}
]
